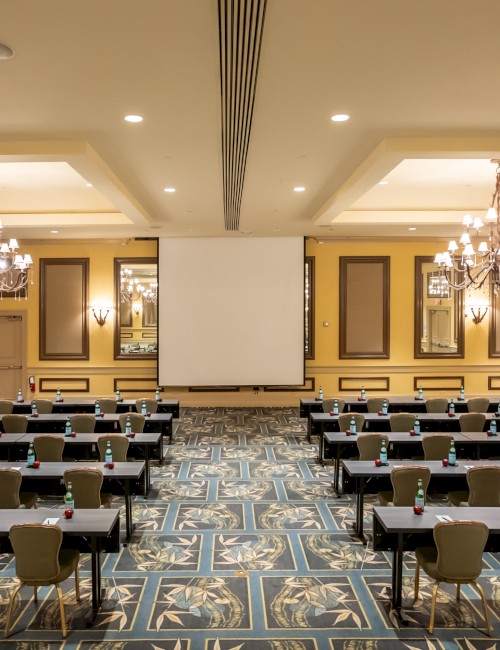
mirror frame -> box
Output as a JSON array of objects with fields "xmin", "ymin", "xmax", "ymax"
[
  {"xmin": 414, "ymin": 255, "xmax": 464, "ymax": 359},
  {"xmin": 114, "ymin": 257, "xmax": 158, "ymax": 360}
]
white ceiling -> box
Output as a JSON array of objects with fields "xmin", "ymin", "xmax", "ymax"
[{"xmin": 1, "ymin": 0, "xmax": 500, "ymax": 242}]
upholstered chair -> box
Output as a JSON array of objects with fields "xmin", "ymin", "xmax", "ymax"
[
  {"xmin": 0, "ymin": 400, "xmax": 13, "ymax": 414},
  {"xmin": 33, "ymin": 434, "xmax": 64, "ymax": 462},
  {"xmin": 135, "ymin": 398, "xmax": 159, "ymax": 414},
  {"xmin": 378, "ymin": 466, "xmax": 431, "ymax": 506},
  {"xmin": 389, "ymin": 412, "xmax": 416, "ymax": 432},
  {"xmin": 322, "ymin": 398, "xmax": 345, "ymax": 414},
  {"xmin": 119, "ymin": 412, "xmax": 145, "ymax": 434},
  {"xmin": 338, "ymin": 413, "xmax": 365, "ymax": 433},
  {"xmin": 97, "ymin": 434, "xmax": 129, "ymax": 462},
  {"xmin": 425, "ymin": 398, "xmax": 448, "ymax": 413},
  {"xmin": 448, "ymin": 466, "xmax": 500, "ymax": 507},
  {"xmin": 422, "ymin": 434, "xmax": 454, "ymax": 461},
  {"xmin": 357, "ymin": 433, "xmax": 389, "ymax": 461},
  {"xmin": 366, "ymin": 397, "xmax": 386, "ymax": 413},
  {"xmin": 459, "ymin": 413, "xmax": 486, "ymax": 432},
  {"xmin": 0, "ymin": 468, "xmax": 37, "ymax": 509},
  {"xmin": 63, "ymin": 467, "xmax": 112, "ymax": 509},
  {"xmin": 69, "ymin": 414, "xmax": 96, "ymax": 433},
  {"xmin": 32, "ymin": 399, "xmax": 53, "ymax": 414},
  {"xmin": 467, "ymin": 397, "xmax": 489, "ymax": 413},
  {"xmin": 2, "ymin": 414, "xmax": 28, "ymax": 433},
  {"xmin": 97, "ymin": 398, "xmax": 117, "ymax": 414}
]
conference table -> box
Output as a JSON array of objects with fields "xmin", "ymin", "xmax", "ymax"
[
  {"xmin": 372, "ymin": 505, "xmax": 500, "ymax": 623},
  {"xmin": 12, "ymin": 398, "xmax": 180, "ymax": 418},
  {"xmin": 342, "ymin": 459, "xmax": 500, "ymax": 540},
  {"xmin": 1, "ymin": 412, "xmax": 174, "ymax": 442},
  {"xmin": 0, "ymin": 461, "xmax": 144, "ymax": 542},
  {"xmin": 0, "ymin": 507, "xmax": 120, "ymax": 617}
]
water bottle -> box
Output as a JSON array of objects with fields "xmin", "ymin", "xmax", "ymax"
[
  {"xmin": 449, "ymin": 398, "xmax": 455, "ymax": 415},
  {"xmin": 155, "ymin": 387, "xmax": 161, "ymax": 401},
  {"xmin": 125, "ymin": 416, "xmax": 132, "ymax": 436},
  {"xmin": 415, "ymin": 479, "xmax": 425, "ymax": 510},
  {"xmin": 491, "ymin": 419, "xmax": 497, "ymax": 434},
  {"xmin": 116, "ymin": 389, "xmax": 121, "ymax": 402},
  {"xmin": 27, "ymin": 442, "xmax": 35, "ymax": 467},
  {"xmin": 380, "ymin": 441, "xmax": 388, "ymax": 464},
  {"xmin": 105, "ymin": 441, "xmax": 113, "ymax": 466},
  {"xmin": 56, "ymin": 388, "xmax": 61, "ymax": 402},
  {"xmin": 95, "ymin": 400, "xmax": 101, "ymax": 416},
  {"xmin": 382, "ymin": 400, "xmax": 388, "ymax": 415},
  {"xmin": 448, "ymin": 439, "xmax": 456, "ymax": 465},
  {"xmin": 17, "ymin": 388, "xmax": 22, "ymax": 402},
  {"xmin": 361, "ymin": 386, "xmax": 366, "ymax": 400},
  {"xmin": 31, "ymin": 400, "xmax": 37, "ymax": 415},
  {"xmin": 318, "ymin": 386, "xmax": 323, "ymax": 400},
  {"xmin": 414, "ymin": 419, "xmax": 421, "ymax": 434},
  {"xmin": 460, "ymin": 385, "xmax": 465, "ymax": 400},
  {"xmin": 65, "ymin": 418, "xmax": 71, "ymax": 435},
  {"xmin": 349, "ymin": 416, "xmax": 357, "ymax": 434},
  {"xmin": 418, "ymin": 386, "xmax": 423, "ymax": 400},
  {"xmin": 333, "ymin": 399, "xmax": 339, "ymax": 415},
  {"xmin": 141, "ymin": 400, "xmax": 147, "ymax": 415},
  {"xmin": 64, "ymin": 481, "xmax": 74, "ymax": 512}
]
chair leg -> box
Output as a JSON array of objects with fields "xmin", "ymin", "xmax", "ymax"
[
  {"xmin": 456, "ymin": 583, "xmax": 460, "ymax": 601},
  {"xmin": 4, "ymin": 582, "xmax": 23, "ymax": 638},
  {"xmin": 75, "ymin": 564, "xmax": 81, "ymax": 602},
  {"xmin": 414, "ymin": 560, "xmax": 420, "ymax": 599},
  {"xmin": 33, "ymin": 585, "xmax": 38, "ymax": 602},
  {"xmin": 473, "ymin": 580, "xmax": 492, "ymax": 636},
  {"xmin": 429, "ymin": 582, "xmax": 440, "ymax": 634},
  {"xmin": 55, "ymin": 584, "xmax": 67, "ymax": 638}
]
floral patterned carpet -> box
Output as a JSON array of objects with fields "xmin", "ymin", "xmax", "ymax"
[{"xmin": 0, "ymin": 407, "xmax": 499, "ymax": 649}]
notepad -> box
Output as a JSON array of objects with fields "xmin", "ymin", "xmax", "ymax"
[
  {"xmin": 436, "ymin": 515, "xmax": 453, "ymax": 522},
  {"xmin": 43, "ymin": 518, "xmax": 59, "ymax": 525},
  {"xmin": 464, "ymin": 465, "xmax": 474, "ymax": 469},
  {"xmin": 10, "ymin": 467, "xmax": 22, "ymax": 471}
]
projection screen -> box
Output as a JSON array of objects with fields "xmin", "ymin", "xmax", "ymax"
[{"xmin": 158, "ymin": 237, "xmax": 304, "ymax": 386}]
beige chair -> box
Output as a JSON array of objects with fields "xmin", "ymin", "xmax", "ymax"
[
  {"xmin": 459, "ymin": 412, "xmax": 486, "ymax": 432},
  {"xmin": 97, "ymin": 434, "xmax": 129, "ymax": 462},
  {"xmin": 425, "ymin": 398, "xmax": 448, "ymax": 413},
  {"xmin": 366, "ymin": 397, "xmax": 386, "ymax": 413},
  {"xmin": 135, "ymin": 398, "xmax": 159, "ymax": 414},
  {"xmin": 5, "ymin": 523, "xmax": 80, "ymax": 638},
  {"xmin": 448, "ymin": 466, "xmax": 500, "ymax": 507},
  {"xmin": 357, "ymin": 433, "xmax": 389, "ymax": 460},
  {"xmin": 2, "ymin": 414, "xmax": 28, "ymax": 433},
  {"xmin": 33, "ymin": 434, "xmax": 64, "ymax": 462},
  {"xmin": 0, "ymin": 468, "xmax": 37, "ymax": 509},
  {"xmin": 63, "ymin": 467, "xmax": 112, "ymax": 508},
  {"xmin": 338, "ymin": 412, "xmax": 365, "ymax": 433},
  {"xmin": 422, "ymin": 434, "xmax": 454, "ymax": 460},
  {"xmin": 119, "ymin": 412, "xmax": 145, "ymax": 434},
  {"xmin": 389, "ymin": 412, "xmax": 416, "ymax": 432},
  {"xmin": 0, "ymin": 400, "xmax": 13, "ymax": 414},
  {"xmin": 322, "ymin": 398, "xmax": 345, "ymax": 414},
  {"xmin": 69, "ymin": 414, "xmax": 96, "ymax": 433},
  {"xmin": 467, "ymin": 397, "xmax": 490, "ymax": 413},
  {"xmin": 32, "ymin": 399, "xmax": 53, "ymax": 414},
  {"xmin": 414, "ymin": 521, "xmax": 491, "ymax": 635},
  {"xmin": 378, "ymin": 466, "xmax": 431, "ymax": 506},
  {"xmin": 97, "ymin": 398, "xmax": 117, "ymax": 414}
]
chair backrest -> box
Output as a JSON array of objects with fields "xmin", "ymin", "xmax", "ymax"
[
  {"xmin": 422, "ymin": 434, "xmax": 454, "ymax": 460},
  {"xmin": 98, "ymin": 398, "xmax": 117, "ymax": 414},
  {"xmin": 366, "ymin": 398, "xmax": 386, "ymax": 413},
  {"xmin": 425, "ymin": 398, "xmax": 448, "ymax": 413},
  {"xmin": 390, "ymin": 466, "xmax": 431, "ymax": 506},
  {"xmin": 69, "ymin": 414, "xmax": 96, "ymax": 433},
  {"xmin": 0, "ymin": 468, "xmax": 22, "ymax": 508},
  {"xmin": 119, "ymin": 412, "xmax": 145, "ymax": 433},
  {"xmin": 33, "ymin": 434, "xmax": 65, "ymax": 462},
  {"xmin": 434, "ymin": 521, "xmax": 488, "ymax": 581},
  {"xmin": 97, "ymin": 434, "xmax": 129, "ymax": 462},
  {"xmin": 467, "ymin": 397, "xmax": 489, "ymax": 413},
  {"xmin": 467, "ymin": 466, "xmax": 500, "ymax": 506},
  {"xmin": 32, "ymin": 399, "xmax": 53, "ymax": 414},
  {"xmin": 135, "ymin": 398, "xmax": 158, "ymax": 414},
  {"xmin": 64, "ymin": 467, "xmax": 103, "ymax": 508},
  {"xmin": 459, "ymin": 412, "xmax": 486, "ymax": 432},
  {"xmin": 338, "ymin": 412, "xmax": 365, "ymax": 433},
  {"xmin": 390, "ymin": 412, "xmax": 416, "ymax": 432},
  {"xmin": 0, "ymin": 400, "xmax": 13, "ymax": 414},
  {"xmin": 10, "ymin": 523, "xmax": 62, "ymax": 583},
  {"xmin": 322, "ymin": 398, "xmax": 345, "ymax": 414},
  {"xmin": 2, "ymin": 414, "xmax": 28, "ymax": 433},
  {"xmin": 357, "ymin": 433, "xmax": 389, "ymax": 460}
]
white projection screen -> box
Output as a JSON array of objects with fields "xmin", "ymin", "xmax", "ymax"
[{"xmin": 158, "ymin": 237, "xmax": 305, "ymax": 386}]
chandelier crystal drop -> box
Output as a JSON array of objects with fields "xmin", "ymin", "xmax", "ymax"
[
  {"xmin": 434, "ymin": 160, "xmax": 500, "ymax": 295},
  {"xmin": 0, "ymin": 223, "xmax": 33, "ymax": 297}
]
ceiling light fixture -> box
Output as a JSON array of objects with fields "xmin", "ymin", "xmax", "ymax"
[
  {"xmin": 163, "ymin": 187, "xmax": 176, "ymax": 193},
  {"xmin": 379, "ymin": 180, "xmax": 389, "ymax": 185},
  {"xmin": 50, "ymin": 230, "xmax": 59, "ymax": 234},
  {"xmin": 331, "ymin": 114, "xmax": 350, "ymax": 122},
  {"xmin": 435, "ymin": 159, "xmax": 500, "ymax": 295},
  {"xmin": 293, "ymin": 187, "xmax": 306, "ymax": 192},
  {"xmin": 0, "ymin": 222, "xmax": 33, "ymax": 297},
  {"xmin": 408, "ymin": 227, "xmax": 416, "ymax": 231},
  {"xmin": 124, "ymin": 114, "xmax": 143, "ymax": 123}
]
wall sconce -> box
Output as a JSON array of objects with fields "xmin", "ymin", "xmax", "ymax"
[
  {"xmin": 469, "ymin": 304, "xmax": 489, "ymax": 324},
  {"xmin": 91, "ymin": 306, "xmax": 110, "ymax": 326},
  {"xmin": 133, "ymin": 302, "xmax": 141, "ymax": 316}
]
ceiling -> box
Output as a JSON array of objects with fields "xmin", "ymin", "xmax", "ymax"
[{"xmin": 1, "ymin": 0, "xmax": 500, "ymax": 243}]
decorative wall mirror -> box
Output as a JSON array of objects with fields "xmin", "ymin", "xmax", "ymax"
[
  {"xmin": 414, "ymin": 256, "xmax": 464, "ymax": 358},
  {"xmin": 114, "ymin": 257, "xmax": 158, "ymax": 359}
]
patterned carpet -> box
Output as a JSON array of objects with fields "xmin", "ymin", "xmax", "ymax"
[{"xmin": 0, "ymin": 407, "xmax": 499, "ymax": 649}]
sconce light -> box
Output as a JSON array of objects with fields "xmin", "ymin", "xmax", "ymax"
[
  {"xmin": 469, "ymin": 304, "xmax": 489, "ymax": 324},
  {"xmin": 133, "ymin": 302, "xmax": 141, "ymax": 316},
  {"xmin": 91, "ymin": 306, "xmax": 110, "ymax": 326}
]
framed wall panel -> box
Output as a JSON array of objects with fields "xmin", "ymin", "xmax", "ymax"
[
  {"xmin": 489, "ymin": 289, "xmax": 500, "ymax": 357},
  {"xmin": 305, "ymin": 257, "xmax": 315, "ymax": 360},
  {"xmin": 39, "ymin": 259, "xmax": 89, "ymax": 360},
  {"xmin": 339, "ymin": 256, "xmax": 390, "ymax": 359}
]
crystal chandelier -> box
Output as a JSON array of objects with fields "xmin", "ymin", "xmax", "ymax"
[
  {"xmin": 120, "ymin": 268, "xmax": 157, "ymax": 304},
  {"xmin": 0, "ymin": 224, "xmax": 33, "ymax": 296},
  {"xmin": 434, "ymin": 160, "xmax": 500, "ymax": 295}
]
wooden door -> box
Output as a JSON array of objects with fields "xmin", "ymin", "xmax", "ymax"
[
  {"xmin": 429, "ymin": 308, "xmax": 451, "ymax": 349},
  {"xmin": 0, "ymin": 315, "xmax": 23, "ymax": 398}
]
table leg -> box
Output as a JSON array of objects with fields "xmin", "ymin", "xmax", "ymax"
[
  {"xmin": 317, "ymin": 427, "xmax": 323, "ymax": 463},
  {"xmin": 391, "ymin": 532, "xmax": 408, "ymax": 624},
  {"xmin": 334, "ymin": 445, "xmax": 341, "ymax": 495},
  {"xmin": 144, "ymin": 445, "xmax": 150, "ymax": 497},
  {"xmin": 124, "ymin": 479, "xmax": 132, "ymax": 543},
  {"xmin": 354, "ymin": 477, "xmax": 365, "ymax": 540},
  {"xmin": 90, "ymin": 536, "xmax": 101, "ymax": 615},
  {"xmin": 307, "ymin": 416, "xmax": 312, "ymax": 443}
]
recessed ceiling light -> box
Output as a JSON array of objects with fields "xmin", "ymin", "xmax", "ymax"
[
  {"xmin": 86, "ymin": 182, "xmax": 93, "ymax": 188},
  {"xmin": 124, "ymin": 114, "xmax": 143, "ymax": 123},
  {"xmin": 293, "ymin": 186, "xmax": 306, "ymax": 192},
  {"xmin": 0, "ymin": 43, "xmax": 14, "ymax": 60},
  {"xmin": 331, "ymin": 114, "xmax": 350, "ymax": 122},
  {"xmin": 378, "ymin": 180, "xmax": 389, "ymax": 185},
  {"xmin": 408, "ymin": 227, "xmax": 417, "ymax": 231},
  {"xmin": 163, "ymin": 187, "xmax": 176, "ymax": 193},
  {"xmin": 50, "ymin": 230, "xmax": 59, "ymax": 234}
]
